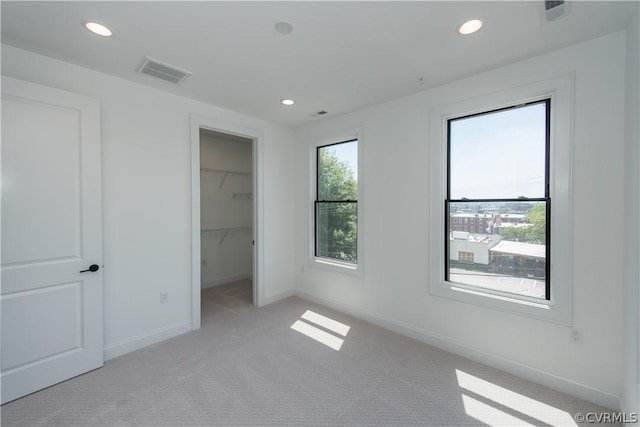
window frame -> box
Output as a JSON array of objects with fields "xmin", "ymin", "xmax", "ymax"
[
  {"xmin": 314, "ymin": 139, "xmax": 359, "ymax": 263},
  {"xmin": 307, "ymin": 128, "xmax": 364, "ymax": 276},
  {"xmin": 429, "ymin": 75, "xmax": 573, "ymax": 325},
  {"xmin": 445, "ymin": 99, "xmax": 551, "ymax": 301}
]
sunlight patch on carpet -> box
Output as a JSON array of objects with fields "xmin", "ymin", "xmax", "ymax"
[
  {"xmin": 456, "ymin": 369, "xmax": 576, "ymax": 426},
  {"xmin": 291, "ymin": 320, "xmax": 344, "ymax": 351},
  {"xmin": 301, "ymin": 310, "xmax": 350, "ymax": 336},
  {"xmin": 290, "ymin": 310, "xmax": 351, "ymax": 351}
]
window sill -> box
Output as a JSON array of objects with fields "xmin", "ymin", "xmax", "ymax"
[
  {"xmin": 430, "ymin": 280, "xmax": 569, "ymax": 325},
  {"xmin": 307, "ymin": 257, "xmax": 363, "ymax": 277}
]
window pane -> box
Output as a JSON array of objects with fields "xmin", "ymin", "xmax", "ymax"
[
  {"xmin": 449, "ymin": 102, "xmax": 547, "ymax": 199},
  {"xmin": 448, "ymin": 201, "xmax": 547, "ymax": 299},
  {"xmin": 316, "ymin": 202, "xmax": 357, "ymax": 263},
  {"xmin": 318, "ymin": 140, "xmax": 358, "ymax": 201}
]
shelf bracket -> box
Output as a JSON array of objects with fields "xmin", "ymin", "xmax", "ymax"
[
  {"xmin": 218, "ymin": 230, "xmax": 230, "ymax": 246},
  {"xmin": 219, "ymin": 172, "xmax": 229, "ymax": 189}
]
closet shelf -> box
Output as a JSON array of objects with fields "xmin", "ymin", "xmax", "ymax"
[
  {"xmin": 233, "ymin": 192, "xmax": 253, "ymax": 200},
  {"xmin": 201, "ymin": 168, "xmax": 252, "ymax": 189},
  {"xmin": 201, "ymin": 227, "xmax": 252, "ymax": 233},
  {"xmin": 201, "ymin": 227, "xmax": 252, "ymax": 246},
  {"xmin": 200, "ymin": 168, "xmax": 251, "ymax": 175}
]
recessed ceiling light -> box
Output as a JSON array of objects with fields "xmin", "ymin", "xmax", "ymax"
[
  {"xmin": 458, "ymin": 19, "xmax": 483, "ymax": 35},
  {"xmin": 281, "ymin": 98, "xmax": 295, "ymax": 106},
  {"xmin": 83, "ymin": 21, "xmax": 113, "ymax": 37},
  {"xmin": 275, "ymin": 21, "xmax": 294, "ymax": 35}
]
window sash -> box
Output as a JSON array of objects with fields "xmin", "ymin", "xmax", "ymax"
[
  {"xmin": 315, "ymin": 139, "xmax": 359, "ymax": 264},
  {"xmin": 314, "ymin": 201, "xmax": 358, "ymax": 262},
  {"xmin": 316, "ymin": 138, "xmax": 358, "ymax": 203},
  {"xmin": 446, "ymin": 99, "xmax": 551, "ymax": 201},
  {"xmin": 444, "ymin": 198, "xmax": 550, "ymax": 300},
  {"xmin": 445, "ymin": 99, "xmax": 551, "ymax": 301}
]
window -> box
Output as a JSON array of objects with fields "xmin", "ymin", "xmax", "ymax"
[
  {"xmin": 315, "ymin": 139, "xmax": 358, "ymax": 264},
  {"xmin": 446, "ymin": 100, "xmax": 550, "ymax": 300},
  {"xmin": 459, "ymin": 252, "xmax": 474, "ymax": 263},
  {"xmin": 430, "ymin": 74, "xmax": 572, "ymax": 323}
]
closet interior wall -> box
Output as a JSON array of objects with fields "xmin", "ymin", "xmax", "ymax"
[{"xmin": 200, "ymin": 130, "xmax": 253, "ymax": 289}]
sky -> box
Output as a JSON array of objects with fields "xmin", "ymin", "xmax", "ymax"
[
  {"xmin": 449, "ymin": 102, "xmax": 547, "ymax": 200},
  {"xmin": 327, "ymin": 139, "xmax": 358, "ymax": 180}
]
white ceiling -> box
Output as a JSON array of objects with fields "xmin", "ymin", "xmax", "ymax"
[{"xmin": 1, "ymin": 1, "xmax": 636, "ymax": 128}]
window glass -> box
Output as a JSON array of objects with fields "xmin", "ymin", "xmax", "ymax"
[
  {"xmin": 316, "ymin": 140, "xmax": 358, "ymax": 264},
  {"xmin": 316, "ymin": 202, "xmax": 357, "ymax": 263},
  {"xmin": 449, "ymin": 103, "xmax": 547, "ymax": 200},
  {"xmin": 447, "ymin": 101, "xmax": 549, "ymax": 300}
]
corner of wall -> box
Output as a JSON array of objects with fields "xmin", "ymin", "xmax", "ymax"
[
  {"xmin": 104, "ymin": 320, "xmax": 192, "ymax": 361},
  {"xmin": 622, "ymin": 4, "xmax": 640, "ymax": 418}
]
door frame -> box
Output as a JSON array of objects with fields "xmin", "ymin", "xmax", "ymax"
[{"xmin": 189, "ymin": 114, "xmax": 264, "ymax": 329}]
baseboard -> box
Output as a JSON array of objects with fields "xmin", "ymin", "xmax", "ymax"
[
  {"xmin": 201, "ymin": 273, "xmax": 252, "ymax": 289},
  {"xmin": 104, "ymin": 320, "xmax": 192, "ymax": 361},
  {"xmin": 295, "ymin": 289, "xmax": 620, "ymax": 410},
  {"xmin": 260, "ymin": 289, "xmax": 295, "ymax": 307}
]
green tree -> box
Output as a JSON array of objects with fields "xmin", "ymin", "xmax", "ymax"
[
  {"xmin": 498, "ymin": 204, "xmax": 546, "ymax": 244},
  {"xmin": 318, "ymin": 149, "xmax": 357, "ymax": 201},
  {"xmin": 317, "ymin": 147, "xmax": 358, "ymax": 262},
  {"xmin": 498, "ymin": 226, "xmax": 530, "ymax": 242},
  {"xmin": 523, "ymin": 204, "xmax": 546, "ymax": 244}
]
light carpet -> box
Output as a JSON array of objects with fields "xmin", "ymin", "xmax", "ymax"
[{"xmin": 1, "ymin": 280, "xmax": 609, "ymax": 426}]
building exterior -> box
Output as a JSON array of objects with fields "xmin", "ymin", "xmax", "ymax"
[
  {"xmin": 489, "ymin": 240, "xmax": 546, "ymax": 279},
  {"xmin": 450, "ymin": 213, "xmax": 525, "ymax": 234},
  {"xmin": 449, "ymin": 232, "xmax": 502, "ymax": 265},
  {"xmin": 449, "ymin": 231, "xmax": 546, "ymax": 279}
]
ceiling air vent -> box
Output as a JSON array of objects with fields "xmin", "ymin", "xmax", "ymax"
[
  {"xmin": 544, "ymin": 0, "xmax": 568, "ymax": 21},
  {"xmin": 136, "ymin": 57, "xmax": 191, "ymax": 84}
]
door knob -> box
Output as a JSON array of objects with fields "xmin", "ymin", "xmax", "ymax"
[{"xmin": 79, "ymin": 264, "xmax": 100, "ymax": 273}]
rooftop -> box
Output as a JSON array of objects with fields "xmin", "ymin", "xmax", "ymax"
[
  {"xmin": 451, "ymin": 232, "xmax": 502, "ymax": 244},
  {"xmin": 451, "ymin": 213, "xmax": 525, "ymax": 218},
  {"xmin": 490, "ymin": 241, "xmax": 546, "ymax": 259}
]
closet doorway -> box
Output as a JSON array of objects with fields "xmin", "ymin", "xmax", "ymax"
[
  {"xmin": 200, "ymin": 129, "xmax": 254, "ymax": 319},
  {"xmin": 190, "ymin": 116, "xmax": 263, "ymax": 330}
]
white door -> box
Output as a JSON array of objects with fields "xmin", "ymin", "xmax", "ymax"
[{"xmin": 1, "ymin": 76, "xmax": 103, "ymax": 404}]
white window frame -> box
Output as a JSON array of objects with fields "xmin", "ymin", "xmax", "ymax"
[
  {"xmin": 307, "ymin": 127, "xmax": 364, "ymax": 276},
  {"xmin": 429, "ymin": 75, "xmax": 573, "ymax": 324}
]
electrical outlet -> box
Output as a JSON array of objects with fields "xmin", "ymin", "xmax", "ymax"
[
  {"xmin": 571, "ymin": 328, "xmax": 583, "ymax": 344},
  {"xmin": 160, "ymin": 291, "xmax": 168, "ymax": 304}
]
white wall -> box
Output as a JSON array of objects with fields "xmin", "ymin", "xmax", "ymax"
[
  {"xmin": 200, "ymin": 133, "xmax": 253, "ymax": 288},
  {"xmin": 294, "ymin": 32, "xmax": 628, "ymax": 408},
  {"xmin": 622, "ymin": 4, "xmax": 640, "ymax": 418},
  {"xmin": 1, "ymin": 44, "xmax": 295, "ymax": 359}
]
